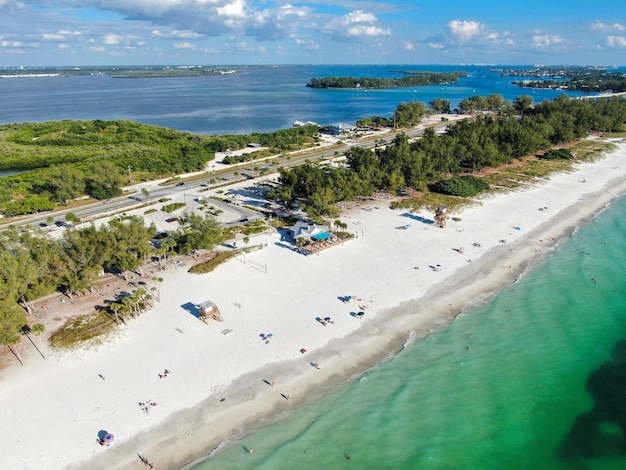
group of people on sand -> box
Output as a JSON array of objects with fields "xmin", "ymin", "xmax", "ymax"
[
  {"xmin": 138, "ymin": 400, "xmax": 158, "ymax": 415},
  {"xmin": 317, "ymin": 316, "xmax": 334, "ymax": 326},
  {"xmin": 158, "ymin": 369, "xmax": 171, "ymax": 379}
]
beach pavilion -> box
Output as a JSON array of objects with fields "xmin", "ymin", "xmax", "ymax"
[{"xmin": 287, "ymin": 221, "xmax": 330, "ymax": 243}]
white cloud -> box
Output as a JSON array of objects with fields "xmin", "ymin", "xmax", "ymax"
[
  {"xmin": 281, "ymin": 4, "xmax": 305, "ymax": 18},
  {"xmin": 173, "ymin": 42, "xmax": 196, "ymax": 49},
  {"xmin": 152, "ymin": 29, "xmax": 203, "ymax": 39},
  {"xmin": 590, "ymin": 21, "xmax": 625, "ymax": 32},
  {"xmin": 295, "ymin": 37, "xmax": 319, "ymax": 50},
  {"xmin": 533, "ymin": 34, "xmax": 563, "ymax": 47},
  {"xmin": 346, "ymin": 25, "xmax": 389, "ymax": 37},
  {"xmin": 103, "ymin": 34, "xmax": 124, "ymax": 45},
  {"xmin": 89, "ymin": 46, "xmax": 106, "ymax": 52},
  {"xmin": 42, "ymin": 33, "xmax": 67, "ymax": 41},
  {"xmin": 323, "ymin": 10, "xmax": 390, "ymax": 39},
  {"xmin": 217, "ymin": 0, "xmax": 246, "ymax": 18},
  {"xmin": 402, "ymin": 41, "xmax": 415, "ymax": 51},
  {"xmin": 346, "ymin": 11, "xmax": 377, "ymax": 24},
  {"xmin": 0, "ymin": 1, "xmax": 25, "ymax": 11},
  {"xmin": 606, "ymin": 35, "xmax": 626, "ymax": 47},
  {"xmin": 447, "ymin": 20, "xmax": 483, "ymax": 42},
  {"xmin": 1, "ymin": 40, "xmax": 23, "ymax": 47}
]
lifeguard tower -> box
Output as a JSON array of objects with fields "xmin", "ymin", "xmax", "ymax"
[
  {"xmin": 198, "ymin": 300, "xmax": 223, "ymax": 323},
  {"xmin": 434, "ymin": 206, "xmax": 449, "ymax": 228}
]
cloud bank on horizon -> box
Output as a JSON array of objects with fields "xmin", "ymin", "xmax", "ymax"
[{"xmin": 0, "ymin": 0, "xmax": 624, "ymax": 66}]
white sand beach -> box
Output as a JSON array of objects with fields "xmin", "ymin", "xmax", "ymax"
[{"xmin": 1, "ymin": 140, "xmax": 625, "ymax": 470}]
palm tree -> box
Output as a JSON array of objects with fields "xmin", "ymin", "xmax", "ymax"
[
  {"xmin": 0, "ymin": 329, "xmax": 23, "ymax": 365},
  {"xmin": 109, "ymin": 301, "xmax": 124, "ymax": 325},
  {"xmin": 0, "ymin": 304, "xmax": 27, "ymax": 365},
  {"xmin": 121, "ymin": 296, "xmax": 135, "ymax": 318},
  {"xmin": 31, "ymin": 323, "xmax": 46, "ymax": 351},
  {"xmin": 118, "ymin": 302, "xmax": 132, "ymax": 322},
  {"xmin": 151, "ymin": 277, "xmax": 164, "ymax": 301}
]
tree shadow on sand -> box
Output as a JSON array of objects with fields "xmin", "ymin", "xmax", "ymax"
[{"xmin": 559, "ymin": 340, "xmax": 626, "ymax": 465}]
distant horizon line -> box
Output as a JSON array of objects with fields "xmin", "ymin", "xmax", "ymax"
[{"xmin": 0, "ymin": 63, "xmax": 624, "ymax": 69}]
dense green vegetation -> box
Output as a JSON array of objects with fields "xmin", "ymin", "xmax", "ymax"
[
  {"xmin": 221, "ymin": 125, "xmax": 320, "ymax": 163},
  {"xmin": 268, "ymin": 95, "xmax": 626, "ymax": 217},
  {"xmin": 503, "ymin": 67, "xmax": 626, "ymax": 93},
  {"xmin": 0, "ymin": 120, "xmax": 214, "ymax": 213},
  {"xmin": 0, "ymin": 212, "xmax": 223, "ymax": 354},
  {"xmin": 429, "ymin": 175, "xmax": 489, "ymax": 197},
  {"xmin": 305, "ymin": 72, "xmax": 465, "ymax": 89},
  {"xmin": 357, "ymin": 100, "xmax": 431, "ymax": 129},
  {"xmin": 539, "ymin": 148, "xmax": 574, "ymax": 160},
  {"xmin": 2, "ymin": 120, "xmax": 212, "ymax": 172},
  {"xmin": 0, "ymin": 120, "xmax": 320, "ymax": 215}
]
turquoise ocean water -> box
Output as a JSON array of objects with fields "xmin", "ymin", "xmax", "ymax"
[{"xmin": 194, "ymin": 196, "xmax": 626, "ymax": 470}]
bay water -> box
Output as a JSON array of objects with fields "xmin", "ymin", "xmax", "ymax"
[
  {"xmin": 0, "ymin": 65, "xmax": 592, "ymax": 136},
  {"xmin": 193, "ymin": 197, "xmax": 626, "ymax": 469}
]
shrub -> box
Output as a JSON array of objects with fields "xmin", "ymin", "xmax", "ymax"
[
  {"xmin": 162, "ymin": 202, "xmax": 186, "ymax": 213},
  {"xmin": 188, "ymin": 251, "xmax": 236, "ymax": 274},
  {"xmin": 539, "ymin": 148, "xmax": 573, "ymax": 160},
  {"xmin": 49, "ymin": 312, "xmax": 116, "ymax": 349},
  {"xmin": 429, "ymin": 175, "xmax": 489, "ymax": 198}
]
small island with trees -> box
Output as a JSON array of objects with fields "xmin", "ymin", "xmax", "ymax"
[
  {"xmin": 492, "ymin": 66, "xmax": 626, "ymax": 93},
  {"xmin": 305, "ymin": 71, "xmax": 466, "ymax": 89},
  {"xmin": 0, "ymin": 65, "xmax": 239, "ymax": 79}
]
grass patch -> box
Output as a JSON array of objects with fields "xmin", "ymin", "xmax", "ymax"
[
  {"xmin": 391, "ymin": 191, "xmax": 473, "ymax": 212},
  {"xmin": 481, "ymin": 174, "xmax": 529, "ymax": 191},
  {"xmin": 162, "ymin": 202, "xmax": 186, "ymax": 213},
  {"xmin": 241, "ymin": 219, "xmax": 268, "ymax": 235},
  {"xmin": 49, "ymin": 311, "xmax": 117, "ymax": 349},
  {"xmin": 571, "ymin": 140, "xmax": 617, "ymax": 162},
  {"xmin": 188, "ymin": 251, "xmax": 236, "ymax": 274}
]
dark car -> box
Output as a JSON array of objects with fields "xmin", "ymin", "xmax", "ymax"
[
  {"xmin": 165, "ymin": 217, "xmax": 179, "ymax": 223},
  {"xmin": 176, "ymin": 182, "xmax": 185, "ymax": 186}
]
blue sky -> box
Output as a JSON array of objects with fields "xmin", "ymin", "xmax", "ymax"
[{"xmin": 0, "ymin": 0, "xmax": 624, "ymax": 66}]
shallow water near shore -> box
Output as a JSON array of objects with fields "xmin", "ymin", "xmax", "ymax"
[{"xmin": 192, "ymin": 196, "xmax": 626, "ymax": 470}]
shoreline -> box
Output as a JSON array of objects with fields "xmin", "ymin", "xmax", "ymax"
[
  {"xmin": 151, "ymin": 172, "xmax": 626, "ymax": 470},
  {"xmin": 1, "ymin": 141, "xmax": 625, "ymax": 470}
]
